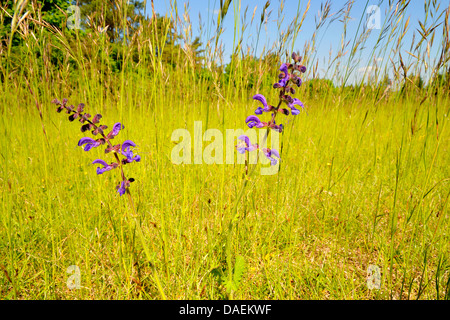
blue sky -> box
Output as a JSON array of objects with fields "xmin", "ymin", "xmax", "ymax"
[{"xmin": 144, "ymin": 0, "xmax": 446, "ymax": 85}]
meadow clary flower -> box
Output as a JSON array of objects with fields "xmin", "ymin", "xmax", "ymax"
[
  {"xmin": 92, "ymin": 159, "xmax": 118, "ymax": 175},
  {"xmin": 263, "ymin": 148, "xmax": 280, "ymax": 166},
  {"xmin": 107, "ymin": 122, "xmax": 124, "ymax": 139},
  {"xmin": 78, "ymin": 137, "xmax": 104, "ymax": 151},
  {"xmin": 252, "ymin": 94, "xmax": 273, "ymax": 114},
  {"xmin": 288, "ymin": 98, "xmax": 305, "ymax": 115},
  {"xmin": 121, "ymin": 140, "xmax": 141, "ymax": 164},
  {"xmin": 236, "ymin": 135, "xmax": 258, "ymax": 154},
  {"xmin": 116, "ymin": 178, "xmax": 135, "ymax": 196},
  {"xmin": 117, "ymin": 180, "xmax": 126, "ymax": 196},
  {"xmin": 245, "ymin": 115, "xmax": 267, "ymax": 129}
]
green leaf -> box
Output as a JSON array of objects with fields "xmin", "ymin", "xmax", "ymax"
[{"xmin": 233, "ymin": 255, "xmax": 246, "ymax": 289}]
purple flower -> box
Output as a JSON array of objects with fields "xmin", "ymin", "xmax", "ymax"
[
  {"xmin": 78, "ymin": 137, "xmax": 104, "ymax": 151},
  {"xmin": 92, "ymin": 159, "xmax": 118, "ymax": 175},
  {"xmin": 121, "ymin": 140, "xmax": 141, "ymax": 164},
  {"xmin": 121, "ymin": 140, "xmax": 136, "ymax": 151},
  {"xmin": 236, "ymin": 135, "xmax": 258, "ymax": 154},
  {"xmin": 253, "ymin": 94, "xmax": 273, "ymax": 114},
  {"xmin": 290, "ymin": 107, "xmax": 300, "ymax": 116},
  {"xmin": 245, "ymin": 115, "xmax": 267, "ymax": 129},
  {"xmin": 117, "ymin": 181, "xmax": 126, "ymax": 196},
  {"xmin": 288, "ymin": 98, "xmax": 305, "ymax": 115},
  {"xmin": 263, "ymin": 148, "xmax": 280, "ymax": 166},
  {"xmin": 107, "ymin": 122, "xmax": 124, "ymax": 139},
  {"xmin": 116, "ymin": 178, "xmax": 135, "ymax": 196}
]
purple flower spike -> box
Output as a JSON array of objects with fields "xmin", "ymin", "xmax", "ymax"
[
  {"xmin": 263, "ymin": 148, "xmax": 280, "ymax": 166},
  {"xmin": 92, "ymin": 159, "xmax": 118, "ymax": 175},
  {"xmin": 246, "ymin": 115, "xmax": 267, "ymax": 128},
  {"xmin": 54, "ymin": 98, "xmax": 140, "ymax": 195},
  {"xmin": 236, "ymin": 135, "xmax": 258, "ymax": 154},
  {"xmin": 78, "ymin": 137, "xmax": 101, "ymax": 151}
]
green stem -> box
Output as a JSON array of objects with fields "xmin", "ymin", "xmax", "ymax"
[
  {"xmin": 225, "ymin": 127, "xmax": 271, "ymax": 299},
  {"xmin": 126, "ymin": 190, "xmax": 166, "ymax": 300}
]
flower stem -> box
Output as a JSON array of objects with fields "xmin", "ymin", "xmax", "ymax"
[{"xmin": 224, "ymin": 125, "xmax": 272, "ymax": 299}]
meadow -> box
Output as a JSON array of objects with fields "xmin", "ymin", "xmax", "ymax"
[{"xmin": 0, "ymin": 0, "xmax": 449, "ymax": 300}]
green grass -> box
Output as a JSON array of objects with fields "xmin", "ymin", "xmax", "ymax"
[
  {"xmin": 0, "ymin": 0, "xmax": 449, "ymax": 300},
  {"xmin": 1, "ymin": 90, "xmax": 448, "ymax": 299}
]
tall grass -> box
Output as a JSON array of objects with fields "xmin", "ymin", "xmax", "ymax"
[{"xmin": 0, "ymin": 0, "xmax": 449, "ymax": 299}]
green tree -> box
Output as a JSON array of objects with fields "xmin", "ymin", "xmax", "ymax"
[
  {"xmin": 1, "ymin": 0, "xmax": 70, "ymax": 47},
  {"xmin": 1, "ymin": 0, "xmax": 71, "ymax": 81}
]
